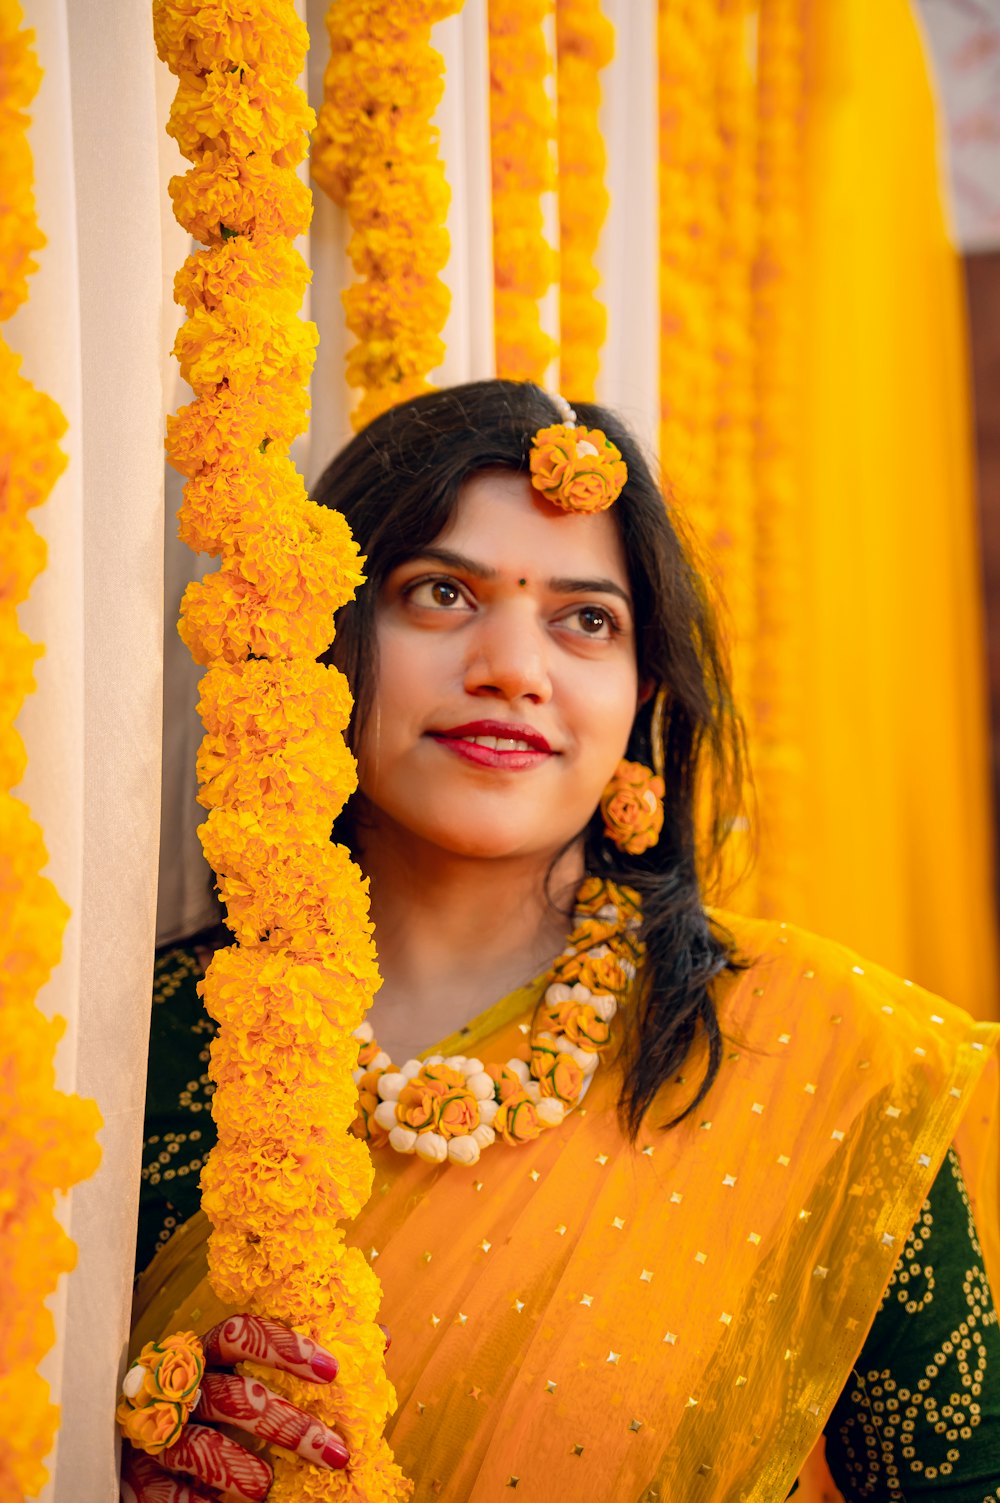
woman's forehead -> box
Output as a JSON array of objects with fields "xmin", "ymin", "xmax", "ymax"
[{"xmin": 432, "ymin": 469, "xmax": 629, "ymax": 587}]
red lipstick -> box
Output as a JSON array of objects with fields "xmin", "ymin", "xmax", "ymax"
[{"xmin": 428, "ymin": 719, "xmax": 555, "ymax": 771}]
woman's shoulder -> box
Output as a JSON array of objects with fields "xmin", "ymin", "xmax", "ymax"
[{"xmin": 707, "ymin": 904, "xmax": 995, "ymax": 1051}]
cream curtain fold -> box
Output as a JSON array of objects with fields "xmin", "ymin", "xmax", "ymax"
[{"xmin": 11, "ymin": 2, "xmax": 167, "ymax": 1498}]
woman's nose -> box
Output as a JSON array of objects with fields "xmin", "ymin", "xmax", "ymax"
[{"xmin": 462, "ymin": 606, "xmax": 553, "ymax": 705}]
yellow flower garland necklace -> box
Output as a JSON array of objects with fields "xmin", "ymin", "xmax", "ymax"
[{"xmin": 351, "ymin": 877, "xmax": 643, "ymax": 1165}]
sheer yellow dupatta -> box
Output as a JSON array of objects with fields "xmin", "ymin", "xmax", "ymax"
[{"xmin": 133, "ymin": 913, "xmax": 998, "ymax": 1501}]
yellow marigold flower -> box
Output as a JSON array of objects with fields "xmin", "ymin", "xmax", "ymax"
[
  {"xmin": 178, "ymin": 491, "xmax": 364, "ymax": 665},
  {"xmin": 178, "ymin": 451, "xmax": 304, "ymax": 559},
  {"xmin": 174, "ymin": 238, "xmax": 309, "ymax": 319},
  {"xmin": 0, "ymin": 21, "xmax": 43, "ymax": 322},
  {"xmin": 198, "ymin": 813, "xmax": 379, "ymax": 973},
  {"xmin": 0, "ymin": 607, "xmax": 41, "ymax": 752},
  {"xmin": 167, "ymin": 67, "xmax": 315, "ymax": 167},
  {"xmin": 173, "ymin": 299, "xmax": 318, "ymax": 400},
  {"xmin": 201, "ymin": 942, "xmax": 375, "ymax": 1044},
  {"xmin": 345, "ymin": 329, "xmax": 445, "ymax": 391},
  {"xmin": 313, "ymin": 0, "xmax": 459, "ymax": 432},
  {"xmin": 195, "ymin": 658, "xmax": 355, "ymax": 831},
  {"xmin": 152, "ymin": 0, "xmax": 309, "ymax": 77},
  {"xmin": 0, "ymin": 725, "xmax": 26, "ymax": 792},
  {"xmin": 0, "ymin": 515, "xmax": 46, "ymax": 610},
  {"xmin": 342, "ymin": 276, "xmax": 450, "ymax": 343},
  {"xmin": 0, "ymin": 341, "xmax": 68, "ymax": 522},
  {"xmin": 169, "ymin": 153, "xmax": 312, "ymax": 246},
  {"xmin": 167, "ymin": 385, "xmax": 309, "ymax": 479}
]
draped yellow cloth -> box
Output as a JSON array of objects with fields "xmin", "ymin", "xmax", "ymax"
[
  {"xmin": 133, "ymin": 913, "xmax": 999, "ymax": 1502},
  {"xmin": 793, "ymin": 0, "xmax": 999, "ymax": 1019}
]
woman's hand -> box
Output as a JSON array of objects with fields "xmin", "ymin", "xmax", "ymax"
[{"xmin": 120, "ymin": 1314, "xmax": 348, "ymax": 1503}]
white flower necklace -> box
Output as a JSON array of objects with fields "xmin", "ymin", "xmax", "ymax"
[{"xmin": 350, "ymin": 877, "xmax": 643, "ymax": 1166}]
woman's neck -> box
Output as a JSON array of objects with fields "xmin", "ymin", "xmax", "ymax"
[{"xmin": 355, "ymin": 817, "xmax": 584, "ymax": 1063}]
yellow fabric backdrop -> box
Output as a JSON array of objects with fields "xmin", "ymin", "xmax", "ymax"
[{"xmin": 788, "ymin": 0, "xmax": 998, "ymax": 1020}]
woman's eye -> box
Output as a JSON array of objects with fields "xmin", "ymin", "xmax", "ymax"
[
  {"xmin": 407, "ymin": 578, "xmax": 468, "ymax": 610},
  {"xmin": 568, "ymin": 605, "xmax": 616, "ymax": 637}
]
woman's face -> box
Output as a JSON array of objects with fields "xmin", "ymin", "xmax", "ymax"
[{"xmin": 356, "ymin": 469, "xmax": 640, "ymax": 862}]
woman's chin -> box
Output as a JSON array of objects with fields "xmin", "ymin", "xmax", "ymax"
[{"xmin": 388, "ymin": 811, "xmax": 580, "ymax": 865}]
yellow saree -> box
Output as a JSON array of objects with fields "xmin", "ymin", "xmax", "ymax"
[{"xmin": 132, "ymin": 912, "xmax": 999, "ymax": 1501}]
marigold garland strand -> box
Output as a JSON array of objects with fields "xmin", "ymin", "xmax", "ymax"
[
  {"xmin": 155, "ymin": 2, "xmax": 409, "ymax": 1497},
  {"xmin": 554, "ymin": 0, "xmax": 614, "ymax": 400},
  {"xmin": 312, "ymin": 0, "xmax": 462, "ymax": 433},
  {"xmin": 489, "ymin": 0, "xmax": 558, "ymax": 382},
  {"xmin": 657, "ymin": 1, "xmax": 722, "ymax": 549},
  {"xmin": 0, "ymin": 5, "xmax": 102, "ymax": 1498},
  {"xmin": 752, "ymin": 0, "xmax": 806, "ymax": 920},
  {"xmin": 710, "ymin": 0, "xmax": 759, "ymax": 909}
]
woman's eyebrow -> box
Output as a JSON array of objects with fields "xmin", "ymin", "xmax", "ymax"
[
  {"xmin": 547, "ymin": 575, "xmax": 632, "ymax": 606},
  {"xmin": 406, "ymin": 549, "xmax": 631, "ymax": 606},
  {"xmin": 408, "ymin": 546, "xmax": 498, "ymax": 579}
]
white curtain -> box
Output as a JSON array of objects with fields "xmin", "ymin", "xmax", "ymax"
[
  {"xmin": 12, "ymin": 2, "xmax": 167, "ymax": 1498},
  {"xmin": 10, "ymin": 3, "xmax": 658, "ymax": 1496}
]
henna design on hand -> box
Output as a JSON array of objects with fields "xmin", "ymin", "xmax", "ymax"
[
  {"xmin": 202, "ymin": 1313, "xmax": 337, "ymax": 1383},
  {"xmin": 195, "ymin": 1373, "xmax": 348, "ymax": 1467},
  {"xmin": 159, "ymin": 1422, "xmax": 272, "ymax": 1503},
  {"xmin": 120, "ymin": 1446, "xmax": 216, "ymax": 1503}
]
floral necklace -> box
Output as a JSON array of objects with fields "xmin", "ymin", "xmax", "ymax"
[{"xmin": 350, "ymin": 877, "xmax": 643, "ymax": 1166}]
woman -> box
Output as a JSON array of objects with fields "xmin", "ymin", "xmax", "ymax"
[{"xmin": 125, "ymin": 381, "xmax": 1000, "ymax": 1502}]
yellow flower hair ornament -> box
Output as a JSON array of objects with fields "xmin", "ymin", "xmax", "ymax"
[
  {"xmin": 529, "ymin": 393, "xmax": 627, "ymax": 514},
  {"xmin": 115, "ymin": 1330, "xmax": 205, "ymax": 1456}
]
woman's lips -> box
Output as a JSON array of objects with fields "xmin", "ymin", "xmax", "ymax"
[{"xmin": 427, "ymin": 720, "xmax": 555, "ymax": 771}]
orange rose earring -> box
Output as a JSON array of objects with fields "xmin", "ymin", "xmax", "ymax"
[
  {"xmin": 600, "ymin": 690, "xmax": 667, "ymax": 855},
  {"xmin": 600, "ymin": 760, "xmax": 665, "ymax": 854}
]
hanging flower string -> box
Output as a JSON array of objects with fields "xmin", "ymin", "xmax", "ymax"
[
  {"xmin": 752, "ymin": 0, "xmax": 806, "ymax": 921},
  {"xmin": 155, "ymin": 2, "xmax": 409, "ymax": 1498},
  {"xmin": 489, "ymin": 0, "xmax": 558, "ymax": 382},
  {"xmin": 0, "ymin": 4, "xmax": 102, "ymax": 1498},
  {"xmin": 710, "ymin": 0, "xmax": 759, "ymax": 910},
  {"xmin": 312, "ymin": 0, "xmax": 462, "ymax": 432},
  {"xmin": 555, "ymin": 0, "xmax": 614, "ymax": 400},
  {"xmin": 657, "ymin": 0, "xmax": 721, "ymax": 547}
]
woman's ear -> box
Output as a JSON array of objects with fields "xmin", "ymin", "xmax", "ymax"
[{"xmin": 637, "ymin": 679, "xmax": 656, "ymax": 709}]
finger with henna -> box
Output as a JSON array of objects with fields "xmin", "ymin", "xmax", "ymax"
[
  {"xmin": 202, "ymin": 1313, "xmax": 339, "ymax": 1383},
  {"xmin": 157, "ymin": 1422, "xmax": 273, "ymax": 1503},
  {"xmin": 195, "ymin": 1373, "xmax": 349, "ymax": 1469},
  {"xmin": 121, "ymin": 1447, "xmax": 217, "ymax": 1503}
]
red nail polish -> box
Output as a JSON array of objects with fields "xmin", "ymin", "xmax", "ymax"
[
  {"xmin": 322, "ymin": 1436, "xmax": 350, "ymax": 1469},
  {"xmin": 379, "ymin": 1322, "xmax": 391, "ymax": 1351},
  {"xmin": 310, "ymin": 1349, "xmax": 339, "ymax": 1382}
]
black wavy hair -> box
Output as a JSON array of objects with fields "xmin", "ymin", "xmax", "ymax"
[{"xmin": 312, "ymin": 379, "xmax": 752, "ymax": 1136}]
